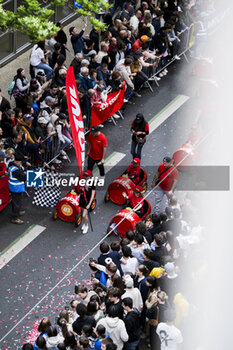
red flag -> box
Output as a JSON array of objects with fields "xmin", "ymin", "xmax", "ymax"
[
  {"xmin": 66, "ymin": 67, "xmax": 85, "ymax": 177},
  {"xmin": 91, "ymin": 84, "xmax": 125, "ymax": 128}
]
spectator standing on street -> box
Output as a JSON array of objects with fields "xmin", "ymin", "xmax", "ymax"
[
  {"xmin": 131, "ymin": 113, "xmax": 149, "ymax": 159},
  {"xmin": 8, "ymin": 156, "xmax": 26, "ymax": 224},
  {"xmin": 69, "ymin": 23, "xmax": 88, "ymax": 54},
  {"xmin": 76, "ymin": 169, "xmax": 96, "ymax": 235},
  {"xmin": 87, "ymin": 126, "xmax": 107, "ymax": 178},
  {"xmin": 55, "ymin": 22, "xmax": 68, "ymax": 58},
  {"xmin": 151, "ymin": 157, "xmax": 179, "ymax": 214}
]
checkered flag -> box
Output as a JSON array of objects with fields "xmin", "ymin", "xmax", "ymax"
[{"xmin": 32, "ymin": 170, "xmax": 61, "ymax": 207}]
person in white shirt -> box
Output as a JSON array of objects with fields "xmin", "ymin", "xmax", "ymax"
[
  {"xmin": 30, "ymin": 41, "xmax": 53, "ymax": 80},
  {"xmin": 121, "ymin": 275, "xmax": 143, "ymax": 313},
  {"xmin": 156, "ymin": 309, "xmax": 183, "ymax": 350},
  {"xmin": 130, "ymin": 9, "xmax": 142, "ymax": 33},
  {"xmin": 97, "ymin": 304, "xmax": 128, "ymax": 350},
  {"xmin": 97, "ymin": 42, "xmax": 109, "ymax": 64},
  {"xmin": 120, "ymin": 245, "xmax": 138, "ymax": 275}
]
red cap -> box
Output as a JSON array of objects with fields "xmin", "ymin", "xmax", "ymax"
[
  {"xmin": 133, "ymin": 158, "xmax": 140, "ymax": 164},
  {"xmin": 83, "ymin": 170, "xmax": 92, "ymax": 177},
  {"xmin": 134, "ymin": 185, "xmax": 143, "ymax": 192}
]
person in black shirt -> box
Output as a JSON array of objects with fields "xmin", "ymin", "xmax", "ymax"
[
  {"xmin": 143, "ymin": 249, "xmax": 160, "ymax": 272},
  {"xmin": 122, "ymin": 297, "xmax": 141, "ymax": 350},
  {"xmin": 72, "ymin": 303, "xmax": 96, "ymax": 335},
  {"xmin": 151, "ymin": 233, "xmax": 167, "ymax": 263},
  {"xmin": 55, "ymin": 22, "xmax": 67, "ymax": 58},
  {"xmin": 77, "ymin": 170, "xmax": 96, "ymax": 235},
  {"xmin": 105, "ymin": 287, "xmax": 124, "ymax": 320},
  {"xmin": 97, "ymin": 241, "xmax": 123, "ymax": 276}
]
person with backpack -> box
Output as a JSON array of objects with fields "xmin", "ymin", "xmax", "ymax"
[{"xmin": 12, "ymin": 68, "xmax": 29, "ymax": 110}]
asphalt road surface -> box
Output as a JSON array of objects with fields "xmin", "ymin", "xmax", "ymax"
[{"xmin": 0, "ymin": 54, "xmax": 205, "ymax": 348}]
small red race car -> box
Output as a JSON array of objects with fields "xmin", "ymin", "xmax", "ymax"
[
  {"xmin": 52, "ymin": 190, "xmax": 96, "ymax": 227},
  {"xmin": 104, "ymin": 168, "xmax": 147, "ymax": 205},
  {"xmin": 107, "ymin": 199, "xmax": 151, "ymax": 238}
]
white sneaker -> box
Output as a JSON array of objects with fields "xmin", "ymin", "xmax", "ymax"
[
  {"xmin": 159, "ymin": 72, "xmax": 165, "ymax": 77},
  {"xmin": 113, "ymin": 113, "xmax": 120, "ymax": 119},
  {"xmin": 164, "ymin": 69, "xmax": 168, "ymax": 74},
  {"xmin": 82, "ymin": 224, "xmax": 89, "ymax": 234},
  {"xmin": 154, "ymin": 76, "xmax": 161, "ymax": 81},
  {"xmin": 60, "ymin": 150, "xmax": 66, "ymax": 156},
  {"xmin": 124, "ymin": 99, "xmax": 128, "ymax": 103},
  {"xmin": 98, "ymin": 124, "xmax": 104, "ymax": 128},
  {"xmin": 174, "ymin": 55, "xmax": 181, "ymax": 60},
  {"xmin": 52, "ymin": 158, "xmax": 62, "ymax": 164}
]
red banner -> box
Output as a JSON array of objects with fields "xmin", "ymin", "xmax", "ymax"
[
  {"xmin": 66, "ymin": 67, "xmax": 85, "ymax": 177},
  {"xmin": 0, "ymin": 174, "xmax": 10, "ymax": 211},
  {"xmin": 91, "ymin": 84, "xmax": 125, "ymax": 128}
]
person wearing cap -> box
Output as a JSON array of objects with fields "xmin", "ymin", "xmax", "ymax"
[
  {"xmin": 40, "ymin": 96, "xmax": 57, "ymax": 122},
  {"xmin": 87, "ymin": 126, "xmax": 107, "ymax": 177},
  {"xmin": 131, "ymin": 35, "xmax": 150, "ymax": 53},
  {"xmin": 19, "ymin": 114, "xmax": 37, "ymax": 144},
  {"xmin": 122, "ymin": 275, "xmax": 143, "ymax": 313},
  {"xmin": 78, "ymin": 170, "xmax": 96, "ymax": 234},
  {"xmin": 8, "ymin": 156, "xmax": 26, "ymax": 224},
  {"xmin": 35, "ymin": 117, "xmax": 48, "ymax": 141},
  {"xmin": 125, "ymin": 158, "xmax": 142, "ymax": 185},
  {"xmin": 69, "ymin": 23, "xmax": 88, "ymax": 55},
  {"xmin": 131, "ymin": 113, "xmax": 149, "ymax": 159},
  {"xmin": 123, "ymin": 186, "xmax": 145, "ymax": 217},
  {"xmin": 151, "ymin": 157, "xmax": 179, "ymax": 214}
]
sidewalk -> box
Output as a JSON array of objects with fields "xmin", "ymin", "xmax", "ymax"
[{"xmin": 0, "ymin": 16, "xmax": 91, "ymax": 100}]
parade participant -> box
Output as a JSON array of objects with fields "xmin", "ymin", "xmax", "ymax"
[
  {"xmin": 78, "ymin": 170, "xmax": 96, "ymax": 234},
  {"xmin": 8, "ymin": 156, "xmax": 26, "ymax": 224},
  {"xmin": 87, "ymin": 126, "xmax": 107, "ymax": 178},
  {"xmin": 151, "ymin": 157, "xmax": 179, "ymax": 214},
  {"xmin": 124, "ymin": 157, "xmax": 141, "ymax": 185},
  {"xmin": 123, "ymin": 186, "xmax": 145, "ymax": 217},
  {"xmin": 131, "ymin": 113, "xmax": 149, "ymax": 159}
]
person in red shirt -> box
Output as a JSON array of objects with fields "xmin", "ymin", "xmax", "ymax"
[
  {"xmin": 87, "ymin": 125, "xmax": 107, "ymax": 177},
  {"xmin": 123, "ymin": 186, "xmax": 145, "ymax": 217},
  {"xmin": 125, "ymin": 157, "xmax": 141, "ymax": 185},
  {"xmin": 131, "ymin": 35, "xmax": 150, "ymax": 53},
  {"xmin": 151, "ymin": 157, "xmax": 179, "ymax": 214},
  {"xmin": 0, "ymin": 150, "xmax": 7, "ymax": 177}
]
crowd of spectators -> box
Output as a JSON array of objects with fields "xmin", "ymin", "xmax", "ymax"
[
  {"xmin": 0, "ymin": 0, "xmax": 210, "ymax": 348},
  {"xmin": 0, "ymin": 0, "xmax": 196, "ymax": 170},
  {"xmin": 21, "ymin": 190, "xmax": 202, "ymax": 350}
]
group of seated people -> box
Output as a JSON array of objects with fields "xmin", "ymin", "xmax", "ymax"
[{"xmin": 21, "ymin": 189, "xmax": 202, "ymax": 350}]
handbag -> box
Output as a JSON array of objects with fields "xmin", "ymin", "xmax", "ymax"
[
  {"xmin": 135, "ymin": 134, "xmax": 146, "ymax": 144},
  {"xmin": 147, "ymin": 305, "xmax": 159, "ymax": 327}
]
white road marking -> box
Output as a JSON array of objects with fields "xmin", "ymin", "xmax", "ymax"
[
  {"xmin": 92, "ymin": 151, "xmax": 126, "ymax": 175},
  {"xmin": 149, "ymin": 94, "xmax": 190, "ymax": 132},
  {"xmin": 0, "ymin": 224, "xmax": 46, "ymax": 270}
]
